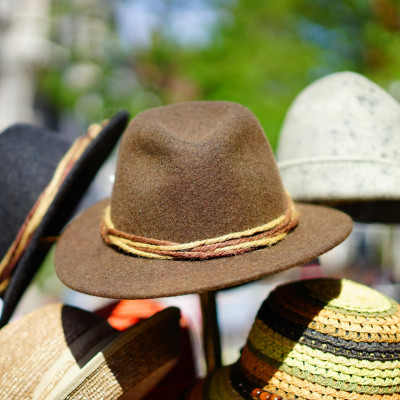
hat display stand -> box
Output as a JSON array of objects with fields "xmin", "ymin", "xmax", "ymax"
[
  {"xmin": 200, "ymin": 291, "xmax": 222, "ymax": 373},
  {"xmin": 55, "ymin": 101, "xmax": 353, "ymax": 379},
  {"xmin": 277, "ymin": 71, "xmax": 400, "ymax": 224}
]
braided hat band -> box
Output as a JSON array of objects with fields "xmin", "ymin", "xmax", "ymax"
[
  {"xmin": 100, "ymin": 193, "xmax": 299, "ymax": 260},
  {"xmin": 190, "ymin": 278, "xmax": 400, "ymax": 400}
]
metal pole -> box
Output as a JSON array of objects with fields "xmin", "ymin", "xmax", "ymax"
[{"xmin": 199, "ymin": 291, "xmax": 222, "ymax": 375}]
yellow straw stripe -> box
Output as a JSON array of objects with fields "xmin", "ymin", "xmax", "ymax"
[
  {"xmin": 267, "ymin": 300, "xmax": 400, "ymax": 341},
  {"xmin": 250, "ymin": 319, "xmax": 400, "ymax": 371},
  {"xmin": 277, "ymin": 301, "xmax": 400, "ymax": 325},
  {"xmin": 262, "ymin": 370, "xmax": 398, "ymax": 400},
  {"xmin": 303, "ymin": 279, "xmax": 394, "ymax": 313},
  {"xmin": 273, "ymin": 292, "xmax": 400, "ymax": 329},
  {"xmin": 245, "ymin": 337, "xmax": 400, "ymax": 387}
]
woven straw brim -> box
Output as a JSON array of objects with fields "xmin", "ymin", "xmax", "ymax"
[
  {"xmin": 0, "ymin": 112, "xmax": 129, "ymax": 327},
  {"xmin": 0, "ymin": 304, "xmax": 181, "ymax": 400},
  {"xmin": 55, "ymin": 199, "xmax": 352, "ymax": 299},
  {"xmin": 43, "ymin": 307, "xmax": 181, "ymax": 400},
  {"xmin": 279, "ymin": 157, "xmax": 400, "ymax": 223}
]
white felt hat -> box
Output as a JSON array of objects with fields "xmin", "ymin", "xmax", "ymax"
[{"xmin": 277, "ymin": 71, "xmax": 400, "ymax": 223}]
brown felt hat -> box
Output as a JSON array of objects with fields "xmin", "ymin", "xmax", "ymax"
[
  {"xmin": 0, "ymin": 303, "xmax": 182, "ymax": 399},
  {"xmin": 55, "ymin": 101, "xmax": 352, "ymax": 299}
]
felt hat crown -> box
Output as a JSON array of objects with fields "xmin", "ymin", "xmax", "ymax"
[
  {"xmin": 277, "ymin": 71, "xmax": 400, "ymax": 222},
  {"xmin": 55, "ymin": 101, "xmax": 352, "ymax": 299},
  {"xmin": 186, "ymin": 278, "xmax": 400, "ymax": 399},
  {"xmin": 0, "ymin": 303, "xmax": 182, "ymax": 399},
  {"xmin": 0, "ymin": 112, "xmax": 128, "ymax": 326}
]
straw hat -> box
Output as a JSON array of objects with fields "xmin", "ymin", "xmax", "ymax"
[
  {"xmin": 55, "ymin": 101, "xmax": 352, "ymax": 299},
  {"xmin": 0, "ymin": 303, "xmax": 181, "ymax": 399},
  {"xmin": 95, "ymin": 299, "xmax": 197, "ymax": 399},
  {"xmin": 277, "ymin": 71, "xmax": 400, "ymax": 223},
  {"xmin": 186, "ymin": 278, "xmax": 400, "ymax": 399},
  {"xmin": 0, "ymin": 112, "xmax": 129, "ymax": 327}
]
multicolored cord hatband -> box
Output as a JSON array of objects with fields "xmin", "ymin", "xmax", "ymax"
[
  {"xmin": 100, "ymin": 193, "xmax": 298, "ymax": 260},
  {"xmin": 0, "ymin": 123, "xmax": 105, "ymax": 294}
]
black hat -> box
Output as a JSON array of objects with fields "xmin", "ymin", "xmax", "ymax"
[{"xmin": 0, "ymin": 111, "xmax": 129, "ymax": 326}]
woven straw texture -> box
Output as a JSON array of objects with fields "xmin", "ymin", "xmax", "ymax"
[
  {"xmin": 0, "ymin": 303, "xmax": 181, "ymax": 399},
  {"xmin": 189, "ymin": 278, "xmax": 400, "ymax": 400}
]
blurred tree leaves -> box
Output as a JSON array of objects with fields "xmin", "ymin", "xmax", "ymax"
[{"xmin": 38, "ymin": 0, "xmax": 400, "ymax": 149}]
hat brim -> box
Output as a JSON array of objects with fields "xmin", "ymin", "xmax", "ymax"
[
  {"xmin": 0, "ymin": 112, "xmax": 129, "ymax": 326},
  {"xmin": 55, "ymin": 199, "xmax": 352, "ymax": 299},
  {"xmin": 36, "ymin": 307, "xmax": 181, "ymax": 400},
  {"xmin": 279, "ymin": 158, "xmax": 400, "ymax": 223}
]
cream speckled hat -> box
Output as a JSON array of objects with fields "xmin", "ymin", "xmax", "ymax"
[
  {"xmin": 0, "ymin": 303, "xmax": 181, "ymax": 400},
  {"xmin": 277, "ymin": 71, "xmax": 400, "ymax": 223}
]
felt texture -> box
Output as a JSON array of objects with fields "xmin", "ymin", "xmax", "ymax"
[
  {"xmin": 55, "ymin": 101, "xmax": 352, "ymax": 298},
  {"xmin": 112, "ymin": 101, "xmax": 285, "ymax": 241},
  {"xmin": 0, "ymin": 111, "xmax": 129, "ymax": 327},
  {"xmin": 277, "ymin": 71, "xmax": 400, "ymax": 223}
]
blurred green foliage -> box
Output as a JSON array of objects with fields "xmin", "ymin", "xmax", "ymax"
[{"xmin": 39, "ymin": 0, "xmax": 400, "ymax": 149}]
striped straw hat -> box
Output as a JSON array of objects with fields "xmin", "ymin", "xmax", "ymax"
[
  {"xmin": 186, "ymin": 278, "xmax": 400, "ymax": 400},
  {"xmin": 0, "ymin": 303, "xmax": 181, "ymax": 400},
  {"xmin": 0, "ymin": 111, "xmax": 128, "ymax": 327}
]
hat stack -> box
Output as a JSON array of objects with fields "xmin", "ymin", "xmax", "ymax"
[
  {"xmin": 185, "ymin": 278, "xmax": 400, "ymax": 399},
  {"xmin": 0, "ymin": 99, "xmax": 359, "ymax": 399},
  {"xmin": 277, "ymin": 71, "xmax": 400, "ymax": 223}
]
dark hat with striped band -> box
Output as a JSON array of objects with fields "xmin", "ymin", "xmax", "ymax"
[
  {"xmin": 55, "ymin": 101, "xmax": 352, "ymax": 299},
  {"xmin": 185, "ymin": 278, "xmax": 400, "ymax": 400},
  {"xmin": 0, "ymin": 303, "xmax": 182, "ymax": 399},
  {"xmin": 0, "ymin": 111, "xmax": 128, "ymax": 327}
]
